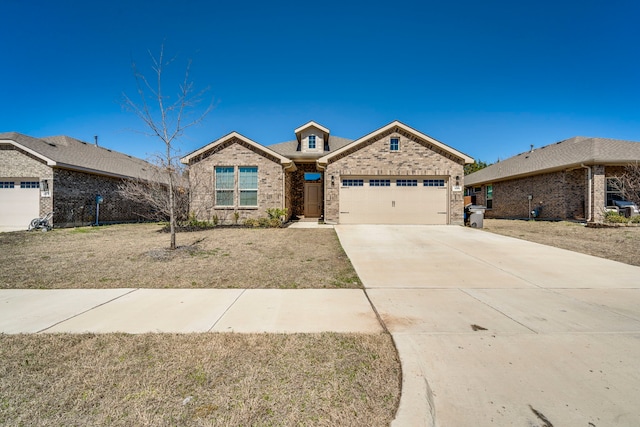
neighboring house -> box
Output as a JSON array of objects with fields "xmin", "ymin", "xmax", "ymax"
[
  {"xmin": 0, "ymin": 132, "xmax": 156, "ymax": 231},
  {"xmin": 181, "ymin": 120, "xmax": 474, "ymax": 225},
  {"xmin": 464, "ymin": 136, "xmax": 640, "ymax": 222}
]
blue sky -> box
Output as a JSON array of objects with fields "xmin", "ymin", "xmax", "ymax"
[{"xmin": 1, "ymin": 0, "xmax": 639, "ymax": 164}]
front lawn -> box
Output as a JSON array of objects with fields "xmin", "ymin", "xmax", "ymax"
[{"xmin": 0, "ymin": 224, "xmax": 360, "ymax": 289}]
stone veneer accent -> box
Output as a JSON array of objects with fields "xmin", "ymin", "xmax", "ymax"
[
  {"xmin": 187, "ymin": 137, "xmax": 286, "ymax": 223},
  {"xmin": 289, "ymin": 162, "xmax": 323, "ymax": 218},
  {"xmin": 323, "ymin": 127, "xmax": 466, "ymax": 224}
]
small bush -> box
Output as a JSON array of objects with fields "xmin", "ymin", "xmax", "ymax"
[
  {"xmin": 243, "ymin": 217, "xmax": 283, "ymax": 228},
  {"xmin": 604, "ymin": 210, "xmax": 629, "ymax": 224},
  {"xmin": 266, "ymin": 208, "xmax": 288, "ymax": 221},
  {"xmin": 631, "ymin": 215, "xmax": 640, "ymax": 223}
]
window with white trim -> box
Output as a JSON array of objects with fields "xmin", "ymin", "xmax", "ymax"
[
  {"xmin": 215, "ymin": 167, "xmax": 234, "ymax": 206},
  {"xmin": 308, "ymin": 135, "xmax": 316, "ymax": 149},
  {"xmin": 390, "ymin": 137, "xmax": 399, "ymax": 151},
  {"xmin": 239, "ymin": 167, "xmax": 258, "ymax": 206},
  {"xmin": 486, "ymin": 185, "xmax": 493, "ymax": 209}
]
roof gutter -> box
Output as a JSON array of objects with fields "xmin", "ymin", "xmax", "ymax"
[{"xmin": 581, "ymin": 163, "xmax": 592, "ymax": 222}]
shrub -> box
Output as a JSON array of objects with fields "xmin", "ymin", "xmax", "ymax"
[
  {"xmin": 631, "ymin": 215, "xmax": 640, "ymax": 224},
  {"xmin": 604, "ymin": 210, "xmax": 629, "ymax": 224},
  {"xmin": 266, "ymin": 208, "xmax": 288, "ymax": 221}
]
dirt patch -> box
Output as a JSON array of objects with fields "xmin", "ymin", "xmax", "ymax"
[
  {"xmin": 0, "ymin": 224, "xmax": 361, "ymax": 289},
  {"xmin": 482, "ymin": 219, "xmax": 640, "ymax": 266},
  {"xmin": 0, "ymin": 332, "xmax": 400, "ymax": 426}
]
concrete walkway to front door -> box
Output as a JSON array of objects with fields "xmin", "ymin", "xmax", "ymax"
[{"xmin": 335, "ymin": 225, "xmax": 640, "ymax": 427}]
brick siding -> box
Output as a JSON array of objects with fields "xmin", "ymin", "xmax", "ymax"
[
  {"xmin": 188, "ymin": 138, "xmax": 285, "ymax": 224},
  {"xmin": 323, "ymin": 128, "xmax": 465, "ymax": 224}
]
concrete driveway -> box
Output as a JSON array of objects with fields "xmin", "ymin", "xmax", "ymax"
[{"xmin": 335, "ymin": 225, "xmax": 640, "ymax": 427}]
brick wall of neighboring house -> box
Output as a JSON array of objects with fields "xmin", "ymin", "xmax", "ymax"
[
  {"xmin": 53, "ymin": 169, "xmax": 148, "ymax": 227},
  {"xmin": 187, "ymin": 138, "xmax": 285, "ymax": 224},
  {"xmin": 323, "ymin": 128, "xmax": 466, "ymax": 224},
  {"xmin": 289, "ymin": 162, "xmax": 322, "ymax": 218},
  {"xmin": 0, "ymin": 145, "xmax": 53, "ymax": 217},
  {"xmin": 480, "ymin": 169, "xmax": 587, "ymax": 220}
]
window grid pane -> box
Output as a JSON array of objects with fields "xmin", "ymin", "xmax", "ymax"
[
  {"xmin": 423, "ymin": 179, "xmax": 445, "ymax": 187},
  {"xmin": 216, "ymin": 190, "xmax": 234, "ymax": 206},
  {"xmin": 308, "ymin": 135, "xmax": 316, "ymax": 149},
  {"xmin": 215, "ymin": 167, "xmax": 234, "ymax": 190},
  {"xmin": 342, "ymin": 179, "xmax": 364, "ymax": 187},
  {"xmin": 0, "ymin": 182, "xmax": 15, "ymax": 189},
  {"xmin": 396, "ymin": 179, "xmax": 417, "ymax": 187},
  {"xmin": 20, "ymin": 181, "xmax": 39, "ymax": 189},
  {"xmin": 390, "ymin": 138, "xmax": 399, "ymax": 151},
  {"xmin": 369, "ymin": 179, "xmax": 391, "ymax": 187},
  {"xmin": 239, "ymin": 167, "xmax": 258, "ymax": 190},
  {"xmin": 239, "ymin": 191, "xmax": 258, "ymax": 206}
]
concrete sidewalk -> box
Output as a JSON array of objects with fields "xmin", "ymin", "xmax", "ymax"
[
  {"xmin": 0, "ymin": 288, "xmax": 382, "ymax": 334},
  {"xmin": 336, "ymin": 225, "xmax": 640, "ymax": 427}
]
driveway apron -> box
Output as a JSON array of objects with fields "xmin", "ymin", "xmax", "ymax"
[{"xmin": 335, "ymin": 225, "xmax": 640, "ymax": 427}]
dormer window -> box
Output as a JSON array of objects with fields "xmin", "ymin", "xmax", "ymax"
[
  {"xmin": 390, "ymin": 137, "xmax": 400, "ymax": 152},
  {"xmin": 308, "ymin": 135, "xmax": 316, "ymax": 149}
]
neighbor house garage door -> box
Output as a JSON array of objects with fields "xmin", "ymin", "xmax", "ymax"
[
  {"xmin": 339, "ymin": 176, "xmax": 448, "ymax": 224},
  {"xmin": 0, "ymin": 179, "xmax": 40, "ymax": 231}
]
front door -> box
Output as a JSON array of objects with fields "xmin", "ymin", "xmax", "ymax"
[{"xmin": 304, "ymin": 182, "xmax": 322, "ymax": 217}]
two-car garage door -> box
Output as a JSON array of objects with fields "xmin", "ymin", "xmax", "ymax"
[
  {"xmin": 339, "ymin": 176, "xmax": 448, "ymax": 224},
  {"xmin": 0, "ymin": 179, "xmax": 40, "ymax": 232}
]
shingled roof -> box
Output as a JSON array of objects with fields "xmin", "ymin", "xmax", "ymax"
[
  {"xmin": 268, "ymin": 136, "xmax": 354, "ymax": 159},
  {"xmin": 0, "ymin": 132, "xmax": 156, "ymax": 180},
  {"xmin": 465, "ymin": 136, "xmax": 640, "ymax": 185}
]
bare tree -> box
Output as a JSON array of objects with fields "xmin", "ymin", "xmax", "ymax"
[
  {"xmin": 610, "ymin": 162, "xmax": 640, "ymax": 207},
  {"xmin": 118, "ymin": 163, "xmax": 189, "ymax": 223},
  {"xmin": 122, "ymin": 45, "xmax": 211, "ymax": 249}
]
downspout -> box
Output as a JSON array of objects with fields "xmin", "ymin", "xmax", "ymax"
[{"xmin": 581, "ymin": 164, "xmax": 592, "ymax": 222}]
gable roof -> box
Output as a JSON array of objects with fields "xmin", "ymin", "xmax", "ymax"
[
  {"xmin": 294, "ymin": 121, "xmax": 330, "ymax": 143},
  {"xmin": 0, "ymin": 132, "xmax": 156, "ymax": 180},
  {"xmin": 465, "ymin": 136, "xmax": 640, "ymax": 186},
  {"xmin": 180, "ymin": 131, "xmax": 296, "ymax": 169},
  {"xmin": 317, "ymin": 120, "xmax": 474, "ymax": 166},
  {"xmin": 269, "ymin": 136, "xmax": 353, "ymax": 160}
]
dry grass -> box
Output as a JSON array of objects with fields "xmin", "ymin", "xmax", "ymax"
[
  {"xmin": 483, "ymin": 219, "xmax": 640, "ymax": 266},
  {"xmin": 0, "ymin": 332, "xmax": 400, "ymax": 426},
  {"xmin": 0, "ymin": 224, "xmax": 360, "ymax": 289}
]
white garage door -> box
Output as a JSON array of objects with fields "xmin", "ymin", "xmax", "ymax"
[
  {"xmin": 339, "ymin": 176, "xmax": 448, "ymax": 224},
  {"xmin": 0, "ymin": 180, "xmax": 40, "ymax": 231}
]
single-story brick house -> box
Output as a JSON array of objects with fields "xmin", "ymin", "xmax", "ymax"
[
  {"xmin": 0, "ymin": 132, "xmax": 156, "ymax": 231},
  {"xmin": 464, "ymin": 136, "xmax": 640, "ymax": 222},
  {"xmin": 181, "ymin": 120, "xmax": 474, "ymax": 225}
]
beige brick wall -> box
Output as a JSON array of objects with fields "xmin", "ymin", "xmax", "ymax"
[
  {"xmin": 188, "ymin": 138, "xmax": 285, "ymax": 223},
  {"xmin": 0, "ymin": 145, "xmax": 53, "ymax": 218},
  {"xmin": 323, "ymin": 128, "xmax": 466, "ymax": 224}
]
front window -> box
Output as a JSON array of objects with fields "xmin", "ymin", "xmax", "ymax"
[
  {"xmin": 606, "ymin": 177, "xmax": 624, "ymax": 206},
  {"xmin": 308, "ymin": 135, "xmax": 316, "ymax": 149},
  {"xmin": 486, "ymin": 185, "xmax": 493, "ymax": 209},
  {"xmin": 390, "ymin": 137, "xmax": 399, "ymax": 151},
  {"xmin": 215, "ymin": 167, "xmax": 235, "ymax": 206},
  {"xmin": 239, "ymin": 167, "xmax": 258, "ymax": 206}
]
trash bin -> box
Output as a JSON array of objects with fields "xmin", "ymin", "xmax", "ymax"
[{"xmin": 466, "ymin": 205, "xmax": 486, "ymax": 228}]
